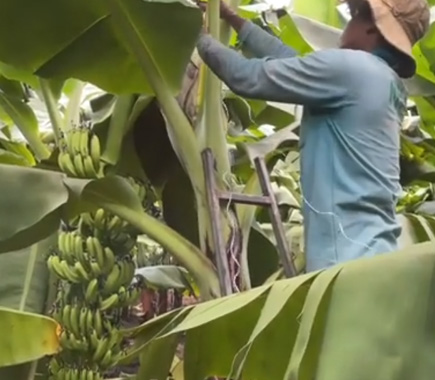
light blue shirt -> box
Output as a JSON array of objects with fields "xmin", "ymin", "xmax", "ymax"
[{"xmin": 197, "ymin": 21, "xmax": 407, "ymax": 271}]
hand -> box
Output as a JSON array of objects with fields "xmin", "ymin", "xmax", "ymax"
[{"xmin": 196, "ymin": 0, "xmax": 236, "ymax": 21}]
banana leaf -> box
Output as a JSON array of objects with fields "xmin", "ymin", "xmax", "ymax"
[
  {"xmin": 128, "ymin": 242, "xmax": 435, "ymax": 380},
  {"xmin": 0, "ymin": 233, "xmax": 58, "ymax": 377}
]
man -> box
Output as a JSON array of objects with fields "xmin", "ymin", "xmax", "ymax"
[{"xmin": 196, "ymin": 0, "xmax": 430, "ymax": 271}]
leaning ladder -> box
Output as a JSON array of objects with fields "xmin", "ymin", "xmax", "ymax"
[{"xmin": 201, "ymin": 148, "xmax": 297, "ymax": 296}]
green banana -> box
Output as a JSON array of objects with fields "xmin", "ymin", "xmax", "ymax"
[
  {"xmin": 74, "ymin": 234, "xmax": 86, "ymax": 264},
  {"xmin": 57, "ymin": 368, "xmax": 67, "ymax": 380},
  {"xmin": 49, "ymin": 357, "xmax": 61, "ymax": 375},
  {"xmin": 59, "ymin": 330, "xmax": 69, "ymax": 349},
  {"xmin": 79, "ymin": 129, "xmax": 89, "ymax": 157},
  {"xmin": 58, "ymin": 152, "xmax": 78, "ymax": 177},
  {"xmin": 80, "ymin": 369, "xmax": 89, "ymax": 380},
  {"xmin": 73, "ymin": 154, "xmax": 86, "ymax": 178},
  {"xmin": 103, "ymin": 246, "xmax": 116, "ymax": 273},
  {"xmin": 93, "ymin": 309, "xmax": 103, "ymax": 336},
  {"xmin": 86, "ymin": 236, "xmax": 95, "ymax": 259},
  {"xmin": 99, "ymin": 349, "xmax": 113, "ymax": 367},
  {"xmin": 90, "ymin": 261, "xmax": 102, "ymax": 277},
  {"xmin": 60, "ymin": 260, "xmax": 81, "ymax": 283},
  {"xmin": 61, "ymin": 305, "xmax": 72, "ymax": 331},
  {"xmin": 47, "ymin": 255, "xmax": 65, "ymax": 279},
  {"xmin": 71, "ymin": 368, "xmax": 79, "ymax": 380},
  {"xmin": 92, "ymin": 336, "xmax": 109, "ymax": 362},
  {"xmin": 85, "ymin": 279, "xmax": 99, "ymax": 303},
  {"xmin": 93, "ymin": 209, "xmax": 106, "ymax": 230},
  {"xmin": 103, "ymin": 263, "xmax": 121, "ymax": 294},
  {"xmin": 83, "ymin": 155, "xmax": 98, "ymax": 178},
  {"xmin": 107, "ymin": 215, "xmax": 122, "ymax": 233},
  {"xmin": 92, "ymin": 237, "xmax": 105, "ymax": 270},
  {"xmin": 107, "ymin": 327, "xmax": 120, "ymax": 349},
  {"xmin": 90, "ymin": 134, "xmax": 101, "ymax": 170},
  {"xmin": 118, "ymin": 286, "xmax": 127, "ymax": 304},
  {"xmin": 86, "ymin": 308, "xmax": 94, "ymax": 334},
  {"xmin": 74, "ymin": 261, "xmax": 90, "ymax": 281},
  {"xmin": 89, "ymin": 329, "xmax": 100, "ymax": 350},
  {"xmin": 58, "ymin": 231, "xmax": 67, "ymax": 255},
  {"xmin": 69, "ymin": 304, "xmax": 81, "ymax": 336},
  {"xmin": 85, "ymin": 370, "xmax": 94, "ymax": 380},
  {"xmin": 65, "ymin": 232, "xmax": 73, "ymax": 257},
  {"xmin": 71, "ymin": 129, "xmax": 82, "ymax": 156},
  {"xmin": 79, "ymin": 307, "xmax": 88, "ymax": 335},
  {"xmin": 100, "ymin": 294, "xmax": 119, "ymax": 311}
]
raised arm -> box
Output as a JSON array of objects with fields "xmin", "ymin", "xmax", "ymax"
[
  {"xmin": 199, "ymin": 1, "xmax": 297, "ymax": 59},
  {"xmin": 197, "ymin": 34, "xmax": 350, "ymax": 108},
  {"xmin": 237, "ymin": 20, "xmax": 297, "ymax": 59}
]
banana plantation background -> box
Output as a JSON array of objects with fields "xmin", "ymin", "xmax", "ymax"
[{"xmin": 1, "ymin": 0, "xmax": 435, "ymax": 379}]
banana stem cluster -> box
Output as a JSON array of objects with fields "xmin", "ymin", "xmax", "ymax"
[{"xmin": 48, "ymin": 125, "xmax": 148, "ymax": 380}]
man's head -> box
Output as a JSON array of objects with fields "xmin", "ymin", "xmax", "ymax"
[{"xmin": 340, "ymin": 0, "xmax": 430, "ymax": 78}]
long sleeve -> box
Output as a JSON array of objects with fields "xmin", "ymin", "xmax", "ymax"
[
  {"xmin": 238, "ymin": 20, "xmax": 297, "ymax": 59},
  {"xmin": 197, "ymin": 34, "xmax": 350, "ymax": 108}
]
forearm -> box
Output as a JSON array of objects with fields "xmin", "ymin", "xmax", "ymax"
[
  {"xmin": 238, "ymin": 20, "xmax": 297, "ymax": 59},
  {"xmin": 197, "ymin": 34, "xmax": 276, "ymax": 100},
  {"xmin": 224, "ymin": 11, "xmax": 246, "ymax": 32}
]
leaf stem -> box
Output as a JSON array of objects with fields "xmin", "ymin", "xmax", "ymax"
[
  {"xmin": 204, "ymin": 0, "xmax": 231, "ymax": 176},
  {"xmin": 101, "ymin": 95, "xmax": 135, "ymax": 165},
  {"xmin": 39, "ymin": 78, "xmax": 64, "ymax": 145}
]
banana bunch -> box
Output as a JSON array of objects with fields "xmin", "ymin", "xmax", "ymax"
[
  {"xmin": 80, "ymin": 209, "xmax": 137, "ymax": 254},
  {"xmin": 126, "ymin": 176, "xmax": 147, "ymax": 203},
  {"xmin": 48, "ymin": 174, "xmax": 151, "ymax": 379},
  {"xmin": 100, "ymin": 281, "xmax": 142, "ymax": 311},
  {"xmin": 53, "ymin": 303, "xmax": 104, "ymax": 338},
  {"xmin": 102, "ymin": 258, "xmax": 135, "ymax": 295},
  {"xmin": 58, "ymin": 127, "xmax": 101, "ymax": 179},
  {"xmin": 49, "ymin": 360, "xmax": 102, "ymax": 380}
]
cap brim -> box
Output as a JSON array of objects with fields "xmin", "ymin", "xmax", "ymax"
[{"xmin": 366, "ymin": 0, "xmax": 416, "ymax": 78}]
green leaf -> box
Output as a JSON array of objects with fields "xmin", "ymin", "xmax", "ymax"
[
  {"xmin": 0, "ymin": 139, "xmax": 35, "ymax": 166},
  {"xmin": 0, "ymin": 149, "xmax": 31, "ymax": 166},
  {"xmin": 0, "ymin": 307, "xmax": 59, "ymax": 367},
  {"xmin": 0, "ymin": 92, "xmax": 49, "ymax": 160},
  {"xmin": 314, "ymin": 243, "xmax": 435, "ymax": 380},
  {"xmin": 0, "ymin": 62, "xmax": 39, "ymax": 88},
  {"xmin": 133, "ymin": 242, "xmax": 435, "ymax": 380},
  {"xmin": 0, "ymin": 234, "xmax": 55, "ymax": 312},
  {"xmin": 101, "ymin": 95, "xmax": 135, "ymax": 165},
  {"xmin": 0, "ymin": 165, "xmax": 67, "ymax": 245},
  {"xmin": 135, "ymin": 265, "xmax": 193, "ymax": 290},
  {"xmin": 138, "ymin": 334, "xmax": 180, "ymax": 380},
  {"xmin": 292, "ymin": 0, "xmax": 342, "ymax": 28},
  {"xmin": 229, "ymin": 272, "xmax": 318, "ymax": 379},
  {"xmin": 0, "ymin": 0, "xmax": 202, "ymax": 94},
  {"xmin": 0, "ymin": 234, "xmax": 56, "ymax": 379},
  {"xmin": 285, "ymin": 267, "xmax": 342, "ymax": 380}
]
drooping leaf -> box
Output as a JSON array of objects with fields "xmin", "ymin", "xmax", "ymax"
[
  {"xmin": 0, "ymin": 149, "xmax": 31, "ymax": 166},
  {"xmin": 0, "ymin": 92, "xmax": 49, "ymax": 160},
  {"xmin": 0, "ymin": 307, "xmax": 59, "ymax": 367},
  {"xmin": 0, "ymin": 165, "xmax": 67, "ymax": 245},
  {"xmin": 135, "ymin": 265, "xmax": 193, "ymax": 290},
  {"xmin": 132, "ymin": 242, "xmax": 435, "ymax": 380},
  {"xmin": 0, "ymin": 234, "xmax": 57, "ymax": 379},
  {"xmin": 138, "ymin": 334, "xmax": 180, "ymax": 380},
  {"xmin": 0, "ymin": 0, "xmax": 202, "ymax": 94}
]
